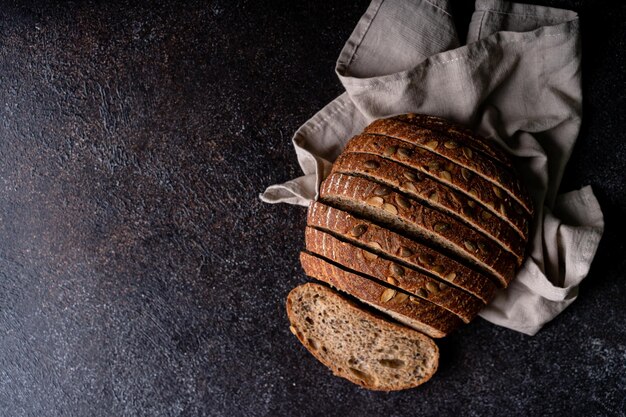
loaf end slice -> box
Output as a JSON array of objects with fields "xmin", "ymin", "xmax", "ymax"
[{"xmin": 287, "ymin": 283, "xmax": 439, "ymax": 391}]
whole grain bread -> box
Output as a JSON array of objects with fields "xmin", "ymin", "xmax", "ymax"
[
  {"xmin": 300, "ymin": 252, "xmax": 462, "ymax": 338},
  {"xmin": 319, "ymin": 173, "xmax": 518, "ymax": 287},
  {"xmin": 364, "ymin": 117, "xmax": 533, "ymax": 214},
  {"xmin": 331, "ymin": 152, "xmax": 526, "ymax": 256},
  {"xmin": 306, "ymin": 201, "xmax": 498, "ymax": 303},
  {"xmin": 343, "ymin": 134, "xmax": 531, "ymax": 238},
  {"xmin": 305, "ymin": 227, "xmax": 484, "ymax": 323},
  {"xmin": 287, "ymin": 283, "xmax": 439, "ymax": 391},
  {"xmin": 288, "ymin": 114, "xmax": 533, "ymax": 390}
]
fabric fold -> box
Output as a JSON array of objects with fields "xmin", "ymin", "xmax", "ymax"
[{"xmin": 260, "ymin": 0, "xmax": 603, "ymax": 335}]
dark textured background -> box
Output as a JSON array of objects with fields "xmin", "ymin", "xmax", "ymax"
[{"xmin": 0, "ymin": 0, "xmax": 624, "ymax": 416}]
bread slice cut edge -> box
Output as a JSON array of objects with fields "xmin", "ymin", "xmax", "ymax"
[
  {"xmin": 306, "ymin": 201, "xmax": 498, "ymax": 304},
  {"xmin": 300, "ymin": 251, "xmax": 462, "ymax": 338},
  {"xmin": 319, "ymin": 173, "xmax": 516, "ymax": 287},
  {"xmin": 287, "ymin": 282, "xmax": 439, "ymax": 391}
]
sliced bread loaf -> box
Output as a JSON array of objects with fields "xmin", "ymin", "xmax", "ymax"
[
  {"xmin": 287, "ymin": 283, "xmax": 439, "ymax": 391},
  {"xmin": 306, "ymin": 202, "xmax": 498, "ymax": 303},
  {"xmin": 300, "ymin": 252, "xmax": 462, "ymax": 338},
  {"xmin": 319, "ymin": 173, "xmax": 518, "ymax": 287},
  {"xmin": 287, "ymin": 114, "xmax": 534, "ymax": 391},
  {"xmin": 305, "ymin": 227, "xmax": 484, "ymax": 323}
]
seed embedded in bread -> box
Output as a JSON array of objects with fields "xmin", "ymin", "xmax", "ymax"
[
  {"xmin": 383, "ymin": 203, "xmax": 398, "ymax": 214},
  {"xmin": 365, "ymin": 160, "xmax": 380, "ymax": 169},
  {"xmin": 403, "ymin": 171, "xmax": 421, "ymax": 181},
  {"xmin": 367, "ymin": 196, "xmax": 385, "ymax": 207},
  {"xmin": 384, "ymin": 145, "xmax": 398, "ymax": 156},
  {"xmin": 381, "ymin": 288, "xmax": 397, "ymax": 302},
  {"xmin": 395, "ymin": 195, "xmax": 410, "ymax": 209},
  {"xmin": 363, "ymin": 249, "xmax": 378, "ymax": 261},
  {"xmin": 440, "ymin": 170, "xmax": 452, "ymax": 181},
  {"xmin": 403, "ymin": 182, "xmax": 417, "ymax": 192},
  {"xmin": 426, "ymin": 282, "xmax": 440, "ymax": 294},
  {"xmin": 394, "ymin": 292, "xmax": 409, "ymax": 304},
  {"xmin": 375, "ymin": 186, "xmax": 392, "ymax": 196},
  {"xmin": 464, "ymin": 240, "xmax": 476, "ymax": 251},
  {"xmin": 390, "ymin": 264, "xmax": 405, "ymax": 276},
  {"xmin": 368, "ymin": 241, "xmax": 382, "ymax": 251},
  {"xmin": 418, "ymin": 254, "xmax": 434, "ymax": 265},
  {"xmin": 350, "ymin": 224, "xmax": 368, "ymax": 237},
  {"xmin": 426, "ymin": 140, "xmax": 439, "ymax": 150},
  {"xmin": 397, "ymin": 148, "xmax": 412, "ymax": 159}
]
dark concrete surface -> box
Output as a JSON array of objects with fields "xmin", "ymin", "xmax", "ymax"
[{"xmin": 0, "ymin": 1, "xmax": 624, "ymax": 416}]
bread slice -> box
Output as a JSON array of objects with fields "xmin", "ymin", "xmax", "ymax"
[
  {"xmin": 307, "ymin": 202, "xmax": 498, "ymax": 303},
  {"xmin": 392, "ymin": 113, "xmax": 514, "ymax": 170},
  {"xmin": 300, "ymin": 252, "xmax": 462, "ymax": 338},
  {"xmin": 287, "ymin": 283, "xmax": 439, "ymax": 391},
  {"xmin": 331, "ymin": 152, "xmax": 527, "ymax": 256},
  {"xmin": 343, "ymin": 134, "xmax": 531, "ymax": 238},
  {"xmin": 319, "ymin": 173, "xmax": 517, "ymax": 287},
  {"xmin": 305, "ymin": 227, "xmax": 484, "ymax": 323},
  {"xmin": 364, "ymin": 118, "xmax": 533, "ymax": 215}
]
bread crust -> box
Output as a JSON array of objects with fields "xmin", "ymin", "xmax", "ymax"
[
  {"xmin": 320, "ymin": 173, "xmax": 517, "ymax": 287},
  {"xmin": 343, "ymin": 134, "xmax": 531, "ymax": 239},
  {"xmin": 392, "ymin": 113, "xmax": 514, "ymax": 170},
  {"xmin": 332, "ymin": 152, "xmax": 527, "ymax": 257},
  {"xmin": 307, "ymin": 202, "xmax": 498, "ymax": 303},
  {"xmin": 364, "ymin": 117, "xmax": 533, "ymax": 215},
  {"xmin": 300, "ymin": 252, "xmax": 462, "ymax": 338},
  {"xmin": 305, "ymin": 227, "xmax": 484, "ymax": 323}
]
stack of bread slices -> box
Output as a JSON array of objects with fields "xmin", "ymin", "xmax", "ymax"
[{"xmin": 286, "ymin": 114, "xmax": 533, "ymax": 391}]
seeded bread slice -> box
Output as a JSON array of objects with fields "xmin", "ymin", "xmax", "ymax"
[
  {"xmin": 305, "ymin": 227, "xmax": 483, "ymax": 323},
  {"xmin": 287, "ymin": 283, "xmax": 439, "ymax": 391},
  {"xmin": 320, "ymin": 173, "xmax": 517, "ymax": 287},
  {"xmin": 332, "ymin": 152, "xmax": 527, "ymax": 257},
  {"xmin": 364, "ymin": 118, "xmax": 533, "ymax": 214},
  {"xmin": 343, "ymin": 134, "xmax": 531, "ymax": 238},
  {"xmin": 392, "ymin": 113, "xmax": 514, "ymax": 170},
  {"xmin": 300, "ymin": 252, "xmax": 462, "ymax": 338},
  {"xmin": 307, "ymin": 202, "xmax": 498, "ymax": 303}
]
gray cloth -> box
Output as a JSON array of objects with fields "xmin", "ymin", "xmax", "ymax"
[{"xmin": 260, "ymin": 0, "xmax": 604, "ymax": 335}]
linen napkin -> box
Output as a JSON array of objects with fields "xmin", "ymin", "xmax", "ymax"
[{"xmin": 260, "ymin": 0, "xmax": 604, "ymax": 336}]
